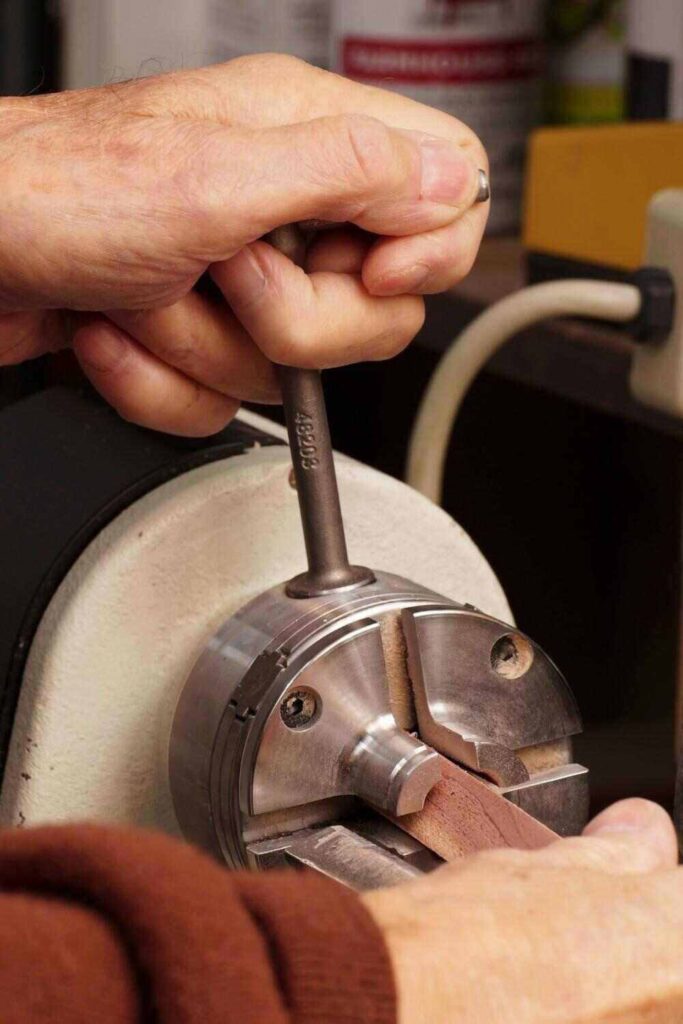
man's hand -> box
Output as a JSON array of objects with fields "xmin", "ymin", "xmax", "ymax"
[
  {"xmin": 0, "ymin": 55, "xmax": 487, "ymax": 434},
  {"xmin": 364, "ymin": 798, "xmax": 683, "ymax": 1023}
]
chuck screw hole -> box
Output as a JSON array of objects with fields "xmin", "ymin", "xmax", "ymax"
[
  {"xmin": 491, "ymin": 633, "xmax": 534, "ymax": 680},
  {"xmin": 280, "ymin": 688, "xmax": 320, "ymax": 729}
]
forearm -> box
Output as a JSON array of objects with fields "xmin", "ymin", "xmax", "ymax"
[{"xmin": 0, "ymin": 824, "xmax": 395, "ymax": 1024}]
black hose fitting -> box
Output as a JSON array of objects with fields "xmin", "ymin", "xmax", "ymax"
[{"xmin": 627, "ymin": 266, "xmax": 676, "ymax": 344}]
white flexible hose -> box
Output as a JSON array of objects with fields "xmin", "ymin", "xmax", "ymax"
[{"xmin": 406, "ymin": 279, "xmax": 642, "ymax": 504}]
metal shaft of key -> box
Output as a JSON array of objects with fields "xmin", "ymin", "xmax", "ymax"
[{"xmin": 269, "ymin": 225, "xmax": 375, "ymax": 599}]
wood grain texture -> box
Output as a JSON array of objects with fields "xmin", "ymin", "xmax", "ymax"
[
  {"xmin": 390, "ymin": 756, "xmax": 558, "ymax": 861},
  {"xmin": 379, "ymin": 612, "xmax": 416, "ymax": 732}
]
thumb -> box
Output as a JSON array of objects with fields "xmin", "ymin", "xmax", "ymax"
[
  {"xmin": 181, "ymin": 114, "xmax": 481, "ymax": 256},
  {"xmin": 535, "ymin": 798, "xmax": 678, "ymax": 875}
]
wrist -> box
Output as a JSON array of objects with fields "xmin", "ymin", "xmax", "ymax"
[{"xmin": 0, "ymin": 96, "xmax": 43, "ymax": 309}]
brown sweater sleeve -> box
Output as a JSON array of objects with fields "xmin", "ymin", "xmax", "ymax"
[{"xmin": 0, "ymin": 824, "xmax": 396, "ymax": 1024}]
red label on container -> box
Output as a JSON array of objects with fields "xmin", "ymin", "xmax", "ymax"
[{"xmin": 342, "ymin": 36, "xmax": 542, "ymax": 84}]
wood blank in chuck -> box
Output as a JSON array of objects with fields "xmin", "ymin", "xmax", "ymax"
[{"xmin": 389, "ymin": 755, "xmax": 557, "ymax": 862}]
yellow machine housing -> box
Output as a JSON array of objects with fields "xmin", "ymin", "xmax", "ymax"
[{"xmin": 524, "ymin": 122, "xmax": 683, "ymax": 272}]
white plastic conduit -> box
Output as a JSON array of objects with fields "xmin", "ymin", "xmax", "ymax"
[{"xmin": 406, "ymin": 280, "xmax": 642, "ymax": 504}]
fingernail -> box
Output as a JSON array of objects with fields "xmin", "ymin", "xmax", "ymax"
[
  {"xmin": 418, "ymin": 135, "xmax": 477, "ymax": 206},
  {"xmin": 584, "ymin": 798, "xmax": 678, "ymax": 868},
  {"xmin": 585, "ymin": 799, "xmax": 661, "ymax": 837},
  {"xmin": 225, "ymin": 245, "xmax": 267, "ymax": 308},
  {"xmin": 389, "ymin": 263, "xmax": 431, "ymax": 294},
  {"xmin": 79, "ymin": 323, "xmax": 129, "ymax": 371}
]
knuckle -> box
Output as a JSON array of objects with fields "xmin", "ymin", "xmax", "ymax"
[
  {"xmin": 228, "ymin": 52, "xmax": 312, "ymax": 80},
  {"xmin": 331, "ymin": 113, "xmax": 396, "ymax": 198},
  {"xmin": 262, "ymin": 322, "xmax": 314, "ymax": 367}
]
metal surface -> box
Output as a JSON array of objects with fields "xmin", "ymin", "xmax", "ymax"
[
  {"xmin": 280, "ymin": 366, "xmax": 375, "ymax": 597},
  {"xmin": 350, "ymin": 815, "xmax": 443, "ymax": 872},
  {"xmin": 476, "ymin": 168, "xmax": 491, "ymax": 204},
  {"xmin": 170, "ymin": 571, "xmax": 447, "ymax": 865},
  {"xmin": 170, "ymin": 571, "xmax": 588, "ymax": 877},
  {"xmin": 402, "ymin": 608, "xmax": 582, "ymax": 786},
  {"xmin": 250, "ymin": 618, "xmax": 440, "ymax": 817},
  {"xmin": 269, "ymin": 223, "xmax": 374, "ymax": 599},
  {"xmin": 499, "ymin": 764, "xmax": 589, "ymax": 838},
  {"xmin": 248, "ymin": 817, "xmax": 441, "ymax": 889},
  {"xmin": 283, "ymin": 825, "xmax": 422, "ymax": 890}
]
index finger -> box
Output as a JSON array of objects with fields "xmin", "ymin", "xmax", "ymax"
[{"xmin": 110, "ymin": 55, "xmax": 486, "ymax": 164}]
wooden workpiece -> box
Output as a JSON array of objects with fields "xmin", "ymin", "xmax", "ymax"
[{"xmin": 391, "ymin": 755, "xmax": 557, "ymax": 862}]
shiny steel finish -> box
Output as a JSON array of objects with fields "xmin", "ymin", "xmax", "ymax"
[
  {"xmin": 499, "ymin": 764, "xmax": 589, "ymax": 838},
  {"xmin": 276, "ymin": 825, "xmax": 422, "ymax": 890},
  {"xmin": 402, "ymin": 608, "xmax": 582, "ymax": 786},
  {"xmin": 248, "ymin": 818, "xmax": 441, "ymax": 889},
  {"xmin": 251, "ymin": 619, "xmax": 440, "ymax": 816},
  {"xmin": 169, "ymin": 571, "xmax": 588, "ymax": 873},
  {"xmin": 476, "ymin": 167, "xmax": 491, "ymax": 203},
  {"xmin": 170, "ymin": 571, "xmax": 446, "ymax": 865}
]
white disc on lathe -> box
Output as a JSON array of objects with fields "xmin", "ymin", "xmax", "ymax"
[{"xmin": 0, "ymin": 412, "xmax": 512, "ymax": 834}]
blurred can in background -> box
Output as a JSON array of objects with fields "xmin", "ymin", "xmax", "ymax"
[
  {"xmin": 545, "ymin": 0, "xmax": 625, "ymax": 125},
  {"xmin": 62, "ymin": 1, "xmax": 331, "ymax": 88},
  {"xmin": 210, "ymin": 0, "xmax": 331, "ymax": 68},
  {"xmin": 331, "ymin": 0, "xmax": 545, "ymax": 234},
  {"xmin": 61, "ymin": 0, "xmax": 211, "ymax": 88},
  {"xmin": 626, "ymin": 0, "xmax": 683, "ymax": 119}
]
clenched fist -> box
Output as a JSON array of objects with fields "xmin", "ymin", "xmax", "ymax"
[{"xmin": 0, "ymin": 54, "xmax": 488, "ymax": 434}]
